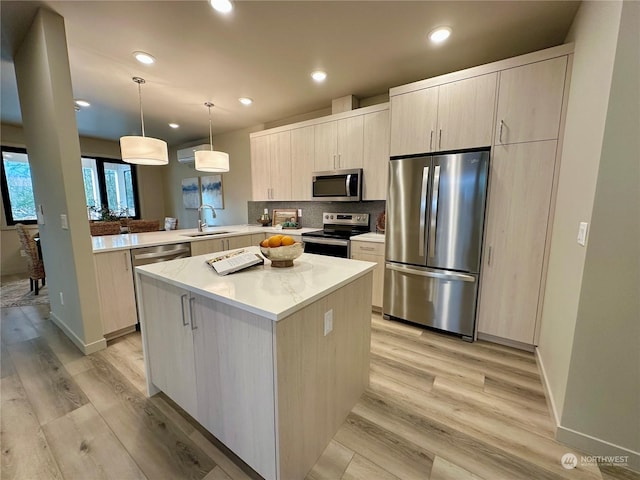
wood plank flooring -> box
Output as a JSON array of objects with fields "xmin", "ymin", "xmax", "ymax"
[{"xmin": 1, "ymin": 302, "xmax": 638, "ymax": 480}]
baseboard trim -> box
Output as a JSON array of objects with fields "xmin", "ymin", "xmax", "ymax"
[
  {"xmin": 49, "ymin": 311, "xmax": 107, "ymax": 355},
  {"xmin": 535, "ymin": 347, "xmax": 561, "ymax": 430},
  {"xmin": 476, "ymin": 332, "xmax": 535, "ymax": 352},
  {"xmin": 556, "ymin": 425, "xmax": 640, "ymax": 472}
]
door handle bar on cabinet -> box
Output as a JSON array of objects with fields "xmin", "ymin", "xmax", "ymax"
[
  {"xmin": 499, "ymin": 120, "xmax": 504, "ymax": 144},
  {"xmin": 429, "ymin": 165, "xmax": 441, "ymax": 257},
  {"xmin": 439, "ymin": 129, "xmax": 442, "ymax": 150},
  {"xmin": 487, "ymin": 246, "xmax": 492, "ymax": 266},
  {"xmin": 189, "ymin": 296, "xmax": 197, "ymax": 330},
  {"xmin": 419, "ymin": 166, "xmax": 429, "ymax": 257},
  {"xmin": 386, "ymin": 263, "xmax": 476, "ymax": 282},
  {"xmin": 124, "ymin": 252, "xmax": 129, "ymax": 271},
  {"xmin": 429, "ymin": 130, "xmax": 433, "ymax": 151},
  {"xmin": 180, "ymin": 294, "xmax": 188, "ymax": 326}
]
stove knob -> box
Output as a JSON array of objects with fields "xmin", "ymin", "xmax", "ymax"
[
  {"xmin": 325, "ymin": 215, "xmax": 329, "ymax": 220},
  {"xmin": 356, "ymin": 215, "xmax": 362, "ymax": 221},
  {"xmin": 330, "ymin": 215, "xmax": 334, "ymax": 220}
]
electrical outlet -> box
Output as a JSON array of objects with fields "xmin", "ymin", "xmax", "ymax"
[
  {"xmin": 298, "ymin": 208, "xmax": 302, "ymax": 217},
  {"xmin": 577, "ymin": 222, "xmax": 589, "ymax": 246},
  {"xmin": 20, "ymin": 249, "xmax": 27, "ymax": 257},
  {"xmin": 60, "ymin": 214, "xmax": 69, "ymax": 230},
  {"xmin": 324, "ymin": 309, "xmax": 333, "ymax": 336},
  {"xmin": 59, "ymin": 292, "xmax": 64, "ymax": 305}
]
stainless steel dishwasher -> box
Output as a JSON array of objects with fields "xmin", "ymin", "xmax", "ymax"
[{"xmin": 131, "ymin": 242, "xmax": 191, "ymax": 266}]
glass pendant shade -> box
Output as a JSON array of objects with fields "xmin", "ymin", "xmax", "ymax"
[
  {"xmin": 120, "ymin": 136, "xmax": 168, "ymax": 165},
  {"xmin": 195, "ymin": 149, "xmax": 229, "ymax": 172}
]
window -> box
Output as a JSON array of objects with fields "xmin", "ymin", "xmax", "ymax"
[
  {"xmin": 1, "ymin": 146, "xmax": 141, "ymax": 225},
  {"xmin": 1, "ymin": 147, "xmax": 37, "ymax": 224},
  {"xmin": 82, "ymin": 157, "xmax": 140, "ymax": 220}
]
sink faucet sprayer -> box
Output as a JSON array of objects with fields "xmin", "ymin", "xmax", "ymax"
[{"xmin": 197, "ymin": 204, "xmax": 217, "ymax": 232}]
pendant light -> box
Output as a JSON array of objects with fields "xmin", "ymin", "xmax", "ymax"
[
  {"xmin": 120, "ymin": 77, "xmax": 168, "ymax": 165},
  {"xmin": 195, "ymin": 102, "xmax": 229, "ymax": 172}
]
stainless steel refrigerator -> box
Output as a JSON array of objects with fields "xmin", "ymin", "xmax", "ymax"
[{"xmin": 383, "ymin": 149, "xmax": 490, "ymax": 341}]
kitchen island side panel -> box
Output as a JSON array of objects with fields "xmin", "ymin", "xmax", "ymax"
[{"xmin": 274, "ymin": 272, "xmax": 372, "ymax": 480}]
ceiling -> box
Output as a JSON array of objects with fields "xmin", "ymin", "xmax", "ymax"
[{"xmin": 0, "ymin": 1, "xmax": 580, "ymax": 147}]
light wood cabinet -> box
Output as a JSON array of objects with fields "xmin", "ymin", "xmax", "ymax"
[
  {"xmin": 191, "ymin": 234, "xmax": 253, "ymax": 256},
  {"xmin": 314, "ymin": 116, "xmax": 364, "ymax": 171},
  {"xmin": 495, "ymin": 56, "xmax": 567, "ymax": 145},
  {"xmin": 290, "ymin": 126, "xmax": 314, "ymax": 200},
  {"xmin": 477, "ymin": 140, "xmax": 557, "ymax": 344},
  {"xmin": 438, "ymin": 73, "xmax": 497, "ymax": 151},
  {"xmin": 138, "ymin": 276, "xmax": 198, "ymax": 418},
  {"xmin": 363, "ymin": 110, "xmax": 390, "ymax": 200},
  {"xmin": 94, "ymin": 250, "xmax": 137, "ymax": 336},
  {"xmin": 250, "ymin": 132, "xmax": 292, "ymax": 201},
  {"xmin": 390, "ymin": 73, "xmax": 496, "ymax": 156},
  {"xmin": 351, "ymin": 240, "xmax": 385, "ymax": 309}
]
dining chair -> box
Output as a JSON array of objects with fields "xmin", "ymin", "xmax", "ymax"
[
  {"xmin": 89, "ymin": 221, "xmax": 122, "ymax": 236},
  {"xmin": 127, "ymin": 219, "xmax": 160, "ymax": 233},
  {"xmin": 15, "ymin": 223, "xmax": 46, "ymax": 295}
]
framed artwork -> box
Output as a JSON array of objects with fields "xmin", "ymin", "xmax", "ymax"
[
  {"xmin": 182, "ymin": 177, "xmax": 200, "ymax": 209},
  {"xmin": 272, "ymin": 209, "xmax": 298, "ymax": 226},
  {"xmin": 200, "ymin": 175, "xmax": 224, "ymax": 209}
]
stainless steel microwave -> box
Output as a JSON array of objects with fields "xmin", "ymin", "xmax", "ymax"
[{"xmin": 312, "ymin": 169, "xmax": 362, "ymax": 202}]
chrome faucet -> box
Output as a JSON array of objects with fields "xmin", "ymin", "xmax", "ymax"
[{"xmin": 197, "ymin": 204, "xmax": 217, "ymax": 232}]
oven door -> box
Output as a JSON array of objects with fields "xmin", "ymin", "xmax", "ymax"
[{"xmin": 303, "ymin": 237, "xmax": 350, "ymax": 258}]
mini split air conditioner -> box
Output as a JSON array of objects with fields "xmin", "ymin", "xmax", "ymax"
[{"xmin": 176, "ymin": 144, "xmax": 210, "ymax": 164}]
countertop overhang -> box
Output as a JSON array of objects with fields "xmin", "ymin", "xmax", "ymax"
[{"xmin": 134, "ymin": 246, "xmax": 376, "ymax": 321}]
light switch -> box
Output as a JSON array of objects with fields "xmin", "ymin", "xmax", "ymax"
[
  {"xmin": 60, "ymin": 214, "xmax": 69, "ymax": 230},
  {"xmin": 577, "ymin": 222, "xmax": 588, "ymax": 246}
]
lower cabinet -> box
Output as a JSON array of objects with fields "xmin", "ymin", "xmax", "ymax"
[
  {"xmin": 351, "ymin": 240, "xmax": 384, "ymax": 309},
  {"xmin": 191, "ymin": 234, "xmax": 254, "ymax": 256},
  {"xmin": 94, "ymin": 250, "xmax": 137, "ymax": 337}
]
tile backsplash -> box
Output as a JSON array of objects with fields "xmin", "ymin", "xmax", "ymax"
[{"xmin": 248, "ymin": 200, "xmax": 385, "ymax": 231}]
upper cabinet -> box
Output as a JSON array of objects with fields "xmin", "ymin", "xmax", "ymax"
[
  {"xmin": 363, "ymin": 109, "xmax": 390, "ymax": 200},
  {"xmin": 314, "ymin": 116, "xmax": 364, "ymax": 171},
  {"xmin": 390, "ymin": 73, "xmax": 496, "ymax": 156},
  {"xmin": 495, "ymin": 56, "xmax": 567, "ymax": 145},
  {"xmin": 250, "ymin": 131, "xmax": 292, "ymax": 201},
  {"xmin": 290, "ymin": 126, "xmax": 315, "ymax": 201}
]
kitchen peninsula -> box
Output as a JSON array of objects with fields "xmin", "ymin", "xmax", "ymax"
[{"xmin": 135, "ymin": 248, "xmax": 375, "ymax": 480}]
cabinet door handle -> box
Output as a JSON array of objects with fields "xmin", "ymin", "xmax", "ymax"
[
  {"xmin": 333, "ymin": 154, "xmax": 337, "ymax": 169},
  {"xmin": 499, "ymin": 120, "xmax": 504, "ymax": 144},
  {"xmin": 429, "ymin": 130, "xmax": 433, "ymax": 151},
  {"xmin": 487, "ymin": 246, "xmax": 492, "ymax": 266},
  {"xmin": 180, "ymin": 294, "xmax": 188, "ymax": 326},
  {"xmin": 338, "ymin": 153, "xmax": 341, "ymax": 169},
  {"xmin": 439, "ymin": 129, "xmax": 442, "ymax": 150},
  {"xmin": 189, "ymin": 296, "xmax": 197, "ymax": 330},
  {"xmin": 359, "ymin": 246, "xmax": 375, "ymax": 251},
  {"xmin": 124, "ymin": 252, "xmax": 129, "ymax": 271}
]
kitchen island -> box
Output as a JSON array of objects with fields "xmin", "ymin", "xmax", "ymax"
[{"xmin": 135, "ymin": 248, "xmax": 375, "ymax": 480}]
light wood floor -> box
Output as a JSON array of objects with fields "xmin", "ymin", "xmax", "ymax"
[{"xmin": 1, "ymin": 304, "xmax": 638, "ymax": 480}]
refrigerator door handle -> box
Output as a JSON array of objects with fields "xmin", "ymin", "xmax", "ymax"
[
  {"xmin": 419, "ymin": 166, "xmax": 429, "ymax": 256},
  {"xmin": 386, "ymin": 263, "xmax": 476, "ymax": 283},
  {"xmin": 429, "ymin": 165, "xmax": 441, "ymax": 257}
]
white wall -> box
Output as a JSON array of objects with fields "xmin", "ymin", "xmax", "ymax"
[
  {"xmin": 163, "ymin": 125, "xmax": 261, "ymax": 229},
  {"xmin": 537, "ymin": 0, "xmax": 622, "ymax": 419},
  {"xmin": 559, "ymin": 0, "xmax": 639, "ymax": 458},
  {"xmin": 538, "ymin": 0, "xmax": 639, "ymax": 468}
]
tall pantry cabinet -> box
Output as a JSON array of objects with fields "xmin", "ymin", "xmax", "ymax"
[
  {"xmin": 389, "ymin": 45, "xmax": 573, "ymax": 348},
  {"xmin": 477, "ymin": 55, "xmax": 570, "ymax": 346}
]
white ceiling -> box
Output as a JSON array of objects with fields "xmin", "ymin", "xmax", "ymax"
[{"xmin": 0, "ymin": 1, "xmax": 580, "ymax": 147}]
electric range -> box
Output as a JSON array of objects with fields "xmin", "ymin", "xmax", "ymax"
[{"xmin": 302, "ymin": 212, "xmax": 370, "ymax": 258}]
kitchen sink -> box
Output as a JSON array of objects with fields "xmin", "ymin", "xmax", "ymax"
[{"xmin": 181, "ymin": 231, "xmax": 231, "ymax": 237}]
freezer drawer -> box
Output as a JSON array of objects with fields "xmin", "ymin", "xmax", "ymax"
[{"xmin": 383, "ymin": 263, "xmax": 478, "ymax": 338}]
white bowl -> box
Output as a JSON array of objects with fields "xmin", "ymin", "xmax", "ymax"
[{"xmin": 260, "ymin": 242, "xmax": 304, "ymax": 267}]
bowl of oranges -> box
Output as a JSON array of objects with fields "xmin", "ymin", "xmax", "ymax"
[{"xmin": 259, "ymin": 235, "xmax": 304, "ymax": 268}]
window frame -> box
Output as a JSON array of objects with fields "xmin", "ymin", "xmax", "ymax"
[
  {"xmin": 1, "ymin": 146, "xmax": 142, "ymax": 226},
  {"xmin": 1, "ymin": 145, "xmax": 37, "ymax": 225}
]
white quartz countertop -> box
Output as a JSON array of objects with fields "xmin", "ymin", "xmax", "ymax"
[
  {"xmin": 350, "ymin": 232, "xmax": 386, "ymax": 243},
  {"xmin": 92, "ymin": 225, "xmax": 322, "ymax": 253},
  {"xmin": 135, "ymin": 246, "xmax": 376, "ymax": 321}
]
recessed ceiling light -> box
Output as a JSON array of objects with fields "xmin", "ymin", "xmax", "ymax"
[
  {"xmin": 133, "ymin": 51, "xmax": 156, "ymax": 65},
  {"xmin": 429, "ymin": 27, "xmax": 452, "ymax": 44},
  {"xmin": 210, "ymin": 0, "xmax": 232, "ymax": 14},
  {"xmin": 169, "ymin": 123, "xmax": 180, "ymax": 129},
  {"xmin": 239, "ymin": 97, "xmax": 253, "ymax": 106},
  {"xmin": 74, "ymin": 99, "xmax": 90, "ymax": 107},
  {"xmin": 311, "ymin": 70, "xmax": 327, "ymax": 83}
]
